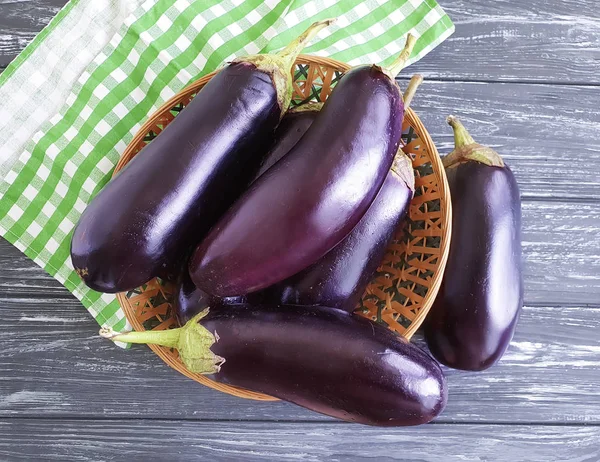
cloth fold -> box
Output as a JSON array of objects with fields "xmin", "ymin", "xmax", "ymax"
[{"xmin": 0, "ymin": 0, "xmax": 453, "ymax": 338}]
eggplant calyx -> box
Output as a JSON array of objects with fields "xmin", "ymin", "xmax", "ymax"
[
  {"xmin": 288, "ymin": 101, "xmax": 324, "ymax": 114},
  {"xmin": 443, "ymin": 115, "xmax": 505, "ymax": 169},
  {"xmin": 391, "ymin": 152, "xmax": 415, "ymax": 192},
  {"xmin": 99, "ymin": 309, "xmax": 225, "ymax": 374},
  {"xmin": 238, "ymin": 19, "xmax": 335, "ymax": 116}
]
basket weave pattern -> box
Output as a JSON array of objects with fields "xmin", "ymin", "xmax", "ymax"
[{"xmin": 115, "ymin": 55, "xmax": 451, "ymax": 401}]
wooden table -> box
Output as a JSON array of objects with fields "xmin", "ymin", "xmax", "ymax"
[{"xmin": 1, "ymin": 1, "xmax": 599, "ymax": 460}]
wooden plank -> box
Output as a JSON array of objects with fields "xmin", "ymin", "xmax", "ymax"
[
  {"xmin": 1, "ymin": 420, "xmax": 599, "ymax": 461},
  {"xmin": 409, "ymin": 0, "xmax": 600, "ymax": 84},
  {"xmin": 402, "ymin": 79, "xmax": 600, "ymax": 201},
  {"xmin": 0, "ymin": 0, "xmax": 66, "ymax": 68},
  {"xmin": 3, "ymin": 197, "xmax": 599, "ymax": 304},
  {"xmin": 1, "ymin": 1, "xmax": 600, "ymax": 84},
  {"xmin": 1, "ymin": 291, "xmax": 600, "ymax": 423}
]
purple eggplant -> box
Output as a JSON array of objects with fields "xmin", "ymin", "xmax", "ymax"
[
  {"xmin": 424, "ymin": 116, "xmax": 523, "ymax": 371},
  {"xmin": 260, "ymin": 76, "xmax": 422, "ymax": 311},
  {"xmin": 252, "ymin": 102, "xmax": 323, "ymax": 181},
  {"xmin": 190, "ymin": 35, "xmax": 418, "ymax": 297},
  {"xmin": 174, "ymin": 267, "xmax": 246, "ymax": 326},
  {"xmin": 70, "ymin": 20, "xmax": 334, "ymax": 293},
  {"xmin": 101, "ymin": 303, "xmax": 447, "ymax": 426},
  {"xmin": 175, "ymin": 102, "xmax": 323, "ymax": 325},
  {"xmin": 261, "ymin": 153, "xmax": 414, "ymax": 311}
]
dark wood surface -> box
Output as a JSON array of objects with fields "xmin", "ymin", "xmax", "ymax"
[{"xmin": 1, "ymin": 1, "xmax": 599, "ymax": 460}]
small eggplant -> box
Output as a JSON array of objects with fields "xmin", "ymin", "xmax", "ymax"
[
  {"xmin": 70, "ymin": 20, "xmax": 333, "ymax": 293},
  {"xmin": 424, "ymin": 116, "xmax": 523, "ymax": 371},
  {"xmin": 101, "ymin": 303, "xmax": 447, "ymax": 427},
  {"xmin": 260, "ymin": 76, "xmax": 422, "ymax": 312},
  {"xmin": 190, "ymin": 35, "xmax": 418, "ymax": 297}
]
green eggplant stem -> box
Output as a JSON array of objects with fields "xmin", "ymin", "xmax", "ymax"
[
  {"xmin": 384, "ymin": 34, "xmax": 417, "ymax": 78},
  {"xmin": 99, "ymin": 309, "xmax": 226, "ymax": 375},
  {"xmin": 443, "ymin": 115, "xmax": 505, "ymax": 169},
  {"xmin": 100, "ymin": 325, "xmax": 182, "ymax": 348},
  {"xmin": 240, "ymin": 19, "xmax": 335, "ymax": 116},
  {"xmin": 277, "ymin": 19, "xmax": 336, "ymax": 68},
  {"xmin": 447, "ymin": 115, "xmax": 476, "ymax": 148}
]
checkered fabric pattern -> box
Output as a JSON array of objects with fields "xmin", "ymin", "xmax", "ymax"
[{"xmin": 0, "ymin": 0, "xmax": 453, "ymax": 340}]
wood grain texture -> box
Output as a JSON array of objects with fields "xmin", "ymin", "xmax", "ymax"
[
  {"xmin": 1, "ymin": 1, "xmax": 600, "ymax": 458},
  {"xmin": 1, "ymin": 1, "xmax": 600, "ymax": 83},
  {"xmin": 1, "ymin": 420, "xmax": 599, "ymax": 461},
  {"xmin": 1, "ymin": 276, "xmax": 600, "ymax": 423},
  {"xmin": 3, "ymin": 197, "xmax": 598, "ymax": 305},
  {"xmin": 410, "ymin": 0, "xmax": 600, "ymax": 84},
  {"xmin": 0, "ymin": 0, "xmax": 66, "ymax": 68},
  {"xmin": 403, "ymin": 79, "xmax": 600, "ymax": 201}
]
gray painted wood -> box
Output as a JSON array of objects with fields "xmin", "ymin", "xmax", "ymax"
[
  {"xmin": 1, "ymin": 0, "xmax": 600, "ymax": 460},
  {"xmin": 409, "ymin": 0, "xmax": 600, "ymax": 84},
  {"xmin": 397, "ymin": 79, "xmax": 600, "ymax": 201},
  {"xmin": 2, "ymin": 296, "xmax": 600, "ymax": 424},
  {"xmin": 1, "ymin": 0, "xmax": 600, "ymax": 84},
  {"xmin": 0, "ymin": 0, "xmax": 66, "ymax": 68},
  {"xmin": 3, "ymin": 198, "xmax": 599, "ymax": 305},
  {"xmin": 1, "ymin": 420, "xmax": 600, "ymax": 461}
]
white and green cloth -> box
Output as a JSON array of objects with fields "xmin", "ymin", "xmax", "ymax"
[{"xmin": 0, "ymin": 0, "xmax": 453, "ymax": 337}]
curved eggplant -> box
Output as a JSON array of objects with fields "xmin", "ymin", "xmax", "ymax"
[
  {"xmin": 175, "ymin": 103, "xmax": 322, "ymax": 325},
  {"xmin": 252, "ymin": 102, "xmax": 323, "ymax": 181},
  {"xmin": 260, "ymin": 76, "xmax": 422, "ymax": 311},
  {"xmin": 70, "ymin": 20, "xmax": 334, "ymax": 293},
  {"xmin": 425, "ymin": 116, "xmax": 523, "ymax": 371},
  {"xmin": 190, "ymin": 35, "xmax": 418, "ymax": 297},
  {"xmin": 102, "ymin": 303, "xmax": 447, "ymax": 427},
  {"xmin": 261, "ymin": 154, "xmax": 414, "ymax": 311}
]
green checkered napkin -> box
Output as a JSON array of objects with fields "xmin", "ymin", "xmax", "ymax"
[{"xmin": 0, "ymin": 0, "xmax": 453, "ymax": 339}]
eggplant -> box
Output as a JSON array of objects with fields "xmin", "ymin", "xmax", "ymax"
[
  {"xmin": 424, "ymin": 116, "xmax": 523, "ymax": 371},
  {"xmin": 70, "ymin": 20, "xmax": 334, "ymax": 293},
  {"xmin": 174, "ymin": 267, "xmax": 246, "ymax": 326},
  {"xmin": 261, "ymin": 153, "xmax": 414, "ymax": 311},
  {"xmin": 252, "ymin": 102, "xmax": 323, "ymax": 181},
  {"xmin": 175, "ymin": 102, "xmax": 323, "ymax": 325},
  {"xmin": 260, "ymin": 76, "xmax": 422, "ymax": 311},
  {"xmin": 190, "ymin": 35, "xmax": 418, "ymax": 297},
  {"xmin": 101, "ymin": 303, "xmax": 447, "ymax": 426}
]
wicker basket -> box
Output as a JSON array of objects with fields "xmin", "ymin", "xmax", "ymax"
[{"xmin": 115, "ymin": 55, "xmax": 451, "ymax": 401}]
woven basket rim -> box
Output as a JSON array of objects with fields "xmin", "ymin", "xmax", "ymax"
[{"xmin": 116, "ymin": 54, "xmax": 451, "ymax": 401}]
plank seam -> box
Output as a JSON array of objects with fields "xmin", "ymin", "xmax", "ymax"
[
  {"xmin": 395, "ymin": 76, "xmax": 600, "ymax": 88},
  {"xmin": 0, "ymin": 417, "xmax": 599, "ymax": 427}
]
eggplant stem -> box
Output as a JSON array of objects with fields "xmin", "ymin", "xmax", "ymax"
[
  {"xmin": 277, "ymin": 19, "xmax": 336, "ymax": 68},
  {"xmin": 443, "ymin": 115, "xmax": 505, "ymax": 169},
  {"xmin": 403, "ymin": 74, "xmax": 423, "ymax": 109},
  {"xmin": 100, "ymin": 326, "xmax": 182, "ymax": 349},
  {"xmin": 384, "ymin": 34, "xmax": 417, "ymax": 78},
  {"xmin": 99, "ymin": 309, "xmax": 225, "ymax": 375},
  {"xmin": 447, "ymin": 115, "xmax": 475, "ymax": 148}
]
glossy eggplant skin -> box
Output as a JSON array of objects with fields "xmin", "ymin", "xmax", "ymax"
[
  {"xmin": 176, "ymin": 105, "xmax": 320, "ymax": 325},
  {"xmin": 174, "ymin": 267, "xmax": 246, "ymax": 326},
  {"xmin": 71, "ymin": 62, "xmax": 280, "ymax": 293},
  {"xmin": 261, "ymin": 165, "xmax": 413, "ymax": 312},
  {"xmin": 201, "ymin": 303, "xmax": 447, "ymax": 426},
  {"xmin": 190, "ymin": 66, "xmax": 404, "ymax": 297},
  {"xmin": 425, "ymin": 162, "xmax": 523, "ymax": 371},
  {"xmin": 252, "ymin": 104, "xmax": 320, "ymax": 181}
]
